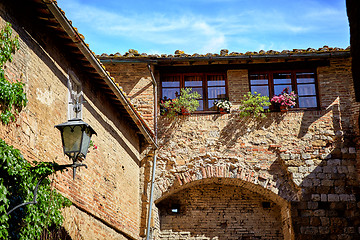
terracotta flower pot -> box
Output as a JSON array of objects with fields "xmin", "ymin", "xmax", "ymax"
[
  {"xmin": 181, "ymin": 108, "xmax": 190, "ymax": 115},
  {"xmin": 280, "ymin": 105, "xmax": 288, "ymax": 112},
  {"xmin": 219, "ymin": 107, "xmax": 230, "ymax": 114}
]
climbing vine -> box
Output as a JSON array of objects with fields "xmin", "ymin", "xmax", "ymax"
[
  {"xmin": 0, "ymin": 23, "xmax": 70, "ymax": 239},
  {"xmin": 0, "ymin": 22, "xmax": 27, "ymax": 124},
  {"xmin": 0, "ymin": 139, "xmax": 72, "ymax": 239}
]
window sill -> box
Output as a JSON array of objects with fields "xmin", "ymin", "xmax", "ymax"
[{"xmin": 192, "ymin": 107, "xmax": 321, "ymax": 115}]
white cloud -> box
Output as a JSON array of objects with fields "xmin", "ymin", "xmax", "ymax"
[{"xmin": 58, "ymin": 0, "xmax": 349, "ymax": 54}]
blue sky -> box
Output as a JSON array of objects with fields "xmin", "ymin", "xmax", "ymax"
[{"xmin": 57, "ymin": 0, "xmax": 349, "ymax": 55}]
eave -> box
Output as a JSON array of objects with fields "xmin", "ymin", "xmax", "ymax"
[{"xmin": 26, "ymin": 0, "xmax": 157, "ymax": 149}]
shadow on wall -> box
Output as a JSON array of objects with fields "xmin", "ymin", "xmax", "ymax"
[
  {"xmin": 217, "ymin": 112, "xmax": 285, "ymax": 149},
  {"xmin": 297, "ymin": 97, "xmax": 342, "ymax": 139},
  {"xmin": 268, "ymin": 99, "xmax": 360, "ymax": 239},
  {"xmin": 157, "ymin": 115, "xmax": 190, "ymax": 147},
  {"xmin": 156, "ymin": 180, "xmax": 286, "ymax": 240},
  {"xmin": 40, "ymin": 226, "xmax": 72, "ymax": 240},
  {"xmin": 154, "ymin": 97, "xmax": 360, "ymax": 239},
  {"xmin": 83, "ymin": 101, "xmax": 141, "ymax": 166}
]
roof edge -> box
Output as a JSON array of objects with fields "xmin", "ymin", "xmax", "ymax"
[
  {"xmin": 43, "ymin": 0, "xmax": 157, "ymax": 149},
  {"xmin": 99, "ymin": 50, "xmax": 351, "ymax": 64}
]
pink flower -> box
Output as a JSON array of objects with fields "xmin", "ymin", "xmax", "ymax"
[{"xmin": 270, "ymin": 88, "xmax": 297, "ymax": 107}]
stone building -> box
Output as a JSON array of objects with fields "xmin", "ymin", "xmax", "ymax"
[
  {"xmin": 2, "ymin": 0, "xmax": 360, "ymax": 240},
  {"xmin": 101, "ymin": 46, "xmax": 360, "ymax": 240},
  {"xmin": 0, "ymin": 0, "xmax": 156, "ymax": 239}
]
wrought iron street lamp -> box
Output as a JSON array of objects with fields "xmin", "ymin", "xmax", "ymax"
[
  {"xmin": 55, "ymin": 118, "xmax": 96, "ymax": 179},
  {"xmin": 7, "ymin": 118, "xmax": 96, "ymax": 216}
]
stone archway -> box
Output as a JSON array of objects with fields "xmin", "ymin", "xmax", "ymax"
[
  {"xmin": 154, "ymin": 156, "xmax": 301, "ymax": 203},
  {"xmin": 155, "ymin": 178, "xmax": 294, "ymax": 240}
]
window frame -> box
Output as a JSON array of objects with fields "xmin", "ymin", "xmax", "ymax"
[
  {"xmin": 248, "ymin": 69, "xmax": 320, "ymax": 110},
  {"xmin": 160, "ymin": 72, "xmax": 228, "ymax": 112}
]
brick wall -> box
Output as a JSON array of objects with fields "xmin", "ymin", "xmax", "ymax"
[
  {"xmin": 157, "ymin": 183, "xmax": 284, "ymax": 239},
  {"xmin": 104, "ymin": 62, "xmax": 154, "ymax": 129},
  {"xmin": 152, "ymin": 57, "xmax": 360, "ymax": 239},
  {"xmin": 0, "ymin": 3, "xmax": 145, "ymax": 239},
  {"xmin": 101, "ymin": 55, "xmax": 360, "ymax": 239},
  {"xmin": 227, "ymin": 69, "xmax": 249, "ymax": 104}
]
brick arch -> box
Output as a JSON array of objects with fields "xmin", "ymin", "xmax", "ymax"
[
  {"xmin": 154, "ymin": 161, "xmax": 300, "ymax": 204},
  {"xmin": 154, "ymin": 177, "xmax": 295, "ymax": 240}
]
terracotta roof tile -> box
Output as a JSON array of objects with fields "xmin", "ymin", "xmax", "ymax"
[{"xmin": 99, "ymin": 46, "xmax": 350, "ymax": 60}]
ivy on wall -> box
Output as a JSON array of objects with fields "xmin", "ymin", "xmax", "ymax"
[
  {"xmin": 0, "ymin": 22, "xmax": 27, "ymax": 124},
  {"xmin": 0, "ymin": 23, "xmax": 71, "ymax": 239},
  {"xmin": 0, "ymin": 139, "xmax": 72, "ymax": 239}
]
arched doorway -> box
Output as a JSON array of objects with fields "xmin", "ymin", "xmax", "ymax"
[{"xmin": 155, "ymin": 178, "xmax": 293, "ymax": 240}]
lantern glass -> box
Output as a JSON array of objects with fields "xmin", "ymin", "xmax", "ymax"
[
  {"xmin": 55, "ymin": 119, "xmax": 96, "ymax": 161},
  {"xmin": 63, "ymin": 125, "xmax": 83, "ymax": 155},
  {"xmin": 80, "ymin": 127, "xmax": 92, "ymax": 158}
]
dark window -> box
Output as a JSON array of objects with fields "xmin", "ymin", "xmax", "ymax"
[
  {"xmin": 262, "ymin": 202, "xmax": 271, "ymax": 209},
  {"xmin": 249, "ymin": 70, "xmax": 318, "ymax": 109},
  {"xmin": 161, "ymin": 73, "xmax": 227, "ymax": 111}
]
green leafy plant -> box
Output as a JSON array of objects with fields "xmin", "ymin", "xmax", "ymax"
[
  {"xmin": 0, "ymin": 138, "xmax": 72, "ymax": 240},
  {"xmin": 160, "ymin": 88, "xmax": 201, "ymax": 118},
  {"xmin": 239, "ymin": 92, "xmax": 271, "ymax": 118},
  {"xmin": 0, "ymin": 22, "xmax": 27, "ymax": 124}
]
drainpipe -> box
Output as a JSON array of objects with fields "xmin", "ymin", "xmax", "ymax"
[{"xmin": 146, "ymin": 64, "xmax": 158, "ymax": 240}]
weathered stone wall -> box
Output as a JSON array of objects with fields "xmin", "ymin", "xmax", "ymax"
[
  {"xmin": 151, "ymin": 57, "xmax": 360, "ymax": 239},
  {"xmin": 101, "ymin": 55, "xmax": 360, "ymax": 239},
  {"xmin": 0, "ymin": 3, "xmax": 144, "ymax": 239}
]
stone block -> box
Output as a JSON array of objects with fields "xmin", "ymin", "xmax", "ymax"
[
  {"xmin": 341, "ymin": 148, "xmax": 348, "ymax": 153},
  {"xmin": 349, "ymin": 194, "xmax": 356, "ymax": 201},
  {"xmin": 337, "ymin": 166, "xmax": 348, "ymax": 174},
  {"xmin": 299, "ymin": 166, "xmax": 309, "ymax": 173},
  {"xmin": 312, "ymin": 179, "xmax": 321, "ymax": 186},
  {"xmin": 318, "ymin": 226, "xmax": 330, "ymax": 235},
  {"xmin": 300, "ymin": 226, "xmax": 319, "ymax": 234},
  {"xmin": 321, "ymin": 194, "xmax": 327, "ymax": 202},
  {"xmin": 327, "ymin": 159, "xmax": 341, "ymax": 166},
  {"xmin": 302, "ymin": 179, "xmax": 313, "ymax": 187},
  {"xmin": 348, "ymin": 147, "xmax": 356, "ymax": 154},
  {"xmin": 328, "ymin": 194, "xmax": 340, "ymax": 202},
  {"xmin": 280, "ymin": 153, "xmax": 290, "ymax": 160},
  {"xmin": 322, "ymin": 180, "xmax": 334, "ymax": 187},
  {"xmin": 323, "ymin": 166, "xmax": 337, "ymax": 173},
  {"xmin": 320, "ymin": 154, "xmax": 331, "ymax": 160},
  {"xmin": 314, "ymin": 209, "xmax": 326, "ymax": 217},
  {"xmin": 347, "ymin": 166, "xmax": 355, "ymax": 173},
  {"xmin": 311, "ymin": 194, "xmax": 321, "ymax": 201},
  {"xmin": 308, "ymin": 202, "xmax": 318, "ymax": 209},
  {"xmin": 288, "ymin": 167, "xmax": 298, "ymax": 173},
  {"xmin": 302, "ymin": 153, "xmax": 311, "ymax": 160}
]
